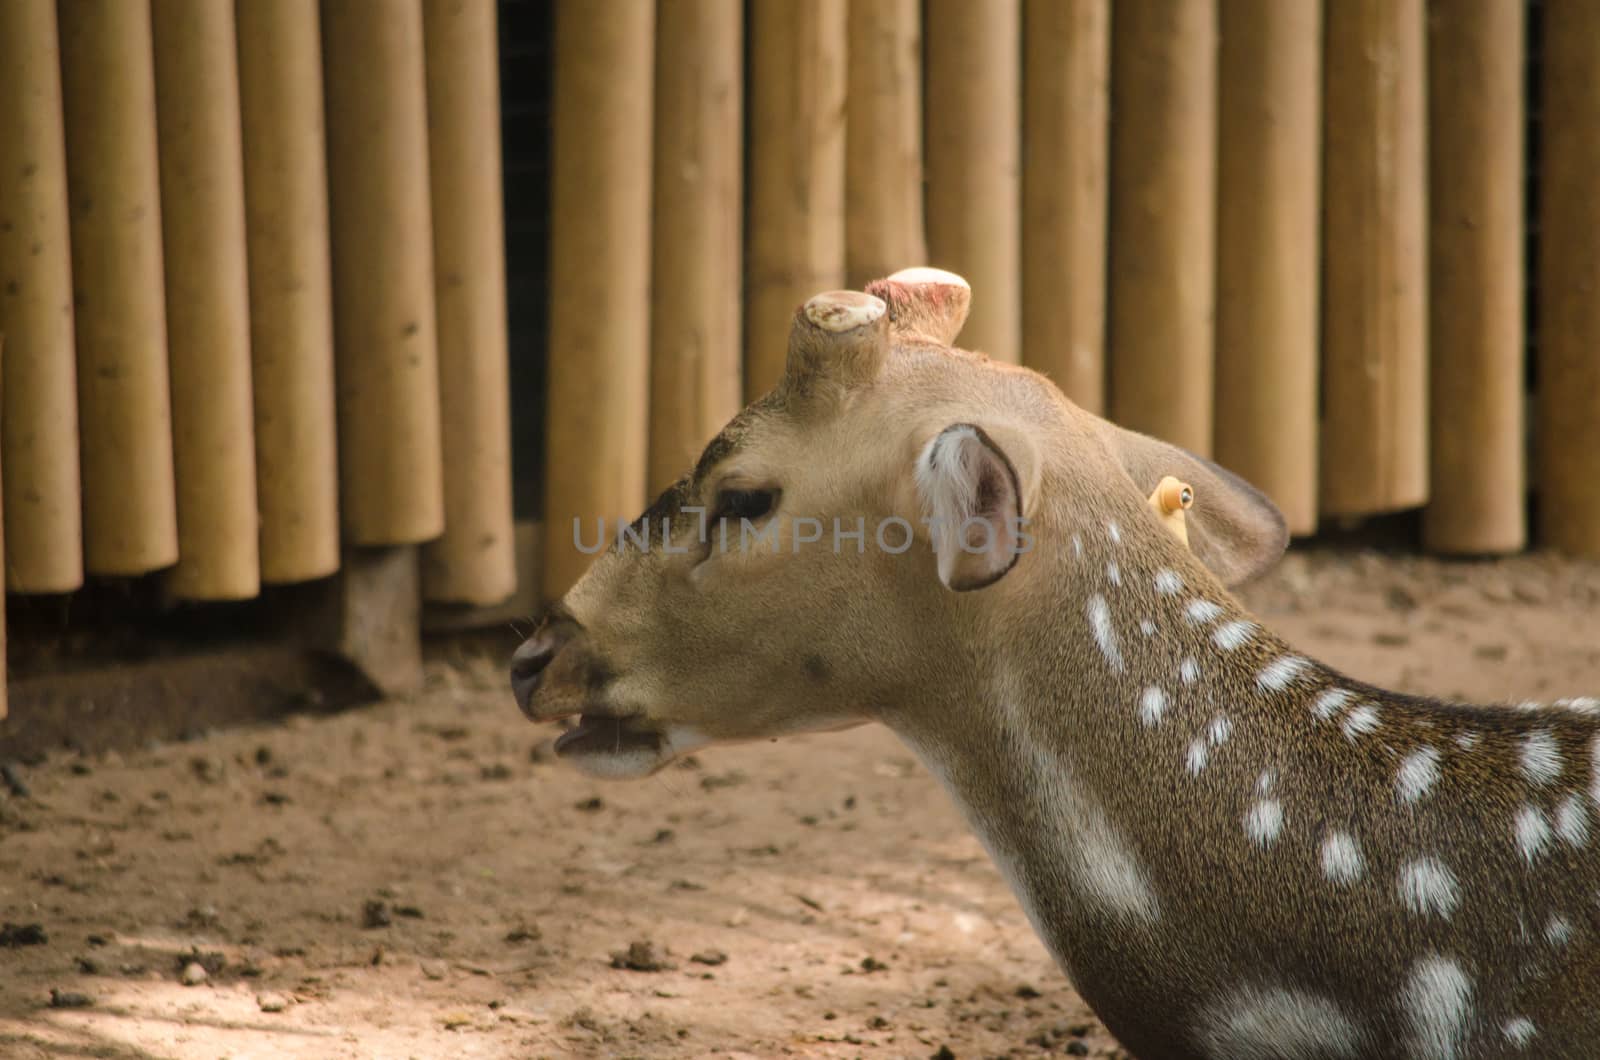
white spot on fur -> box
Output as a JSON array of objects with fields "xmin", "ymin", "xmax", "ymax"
[
  {"xmin": 1186, "ymin": 599, "xmax": 1224, "ymax": 625},
  {"xmin": 1455, "ymin": 731, "xmax": 1480, "ymax": 751},
  {"xmin": 1087, "ymin": 595, "xmax": 1123, "ymax": 674},
  {"xmin": 1192, "ymin": 984, "xmax": 1361, "ymax": 1060},
  {"xmin": 1257, "ymin": 769, "xmax": 1276, "ymax": 794},
  {"xmin": 1321, "ymin": 832, "xmax": 1365, "ymax": 884},
  {"xmin": 1257, "ymin": 656, "xmax": 1310, "ymax": 692},
  {"xmin": 1072, "ymin": 534, "xmax": 1083, "ymax": 559},
  {"xmin": 1558, "ymin": 696, "xmax": 1599, "ymax": 715},
  {"xmin": 1244, "ymin": 799, "xmax": 1283, "ymax": 846},
  {"xmin": 1069, "ymin": 830, "xmax": 1158, "ymax": 923},
  {"xmin": 1519, "ymin": 731, "xmax": 1563, "ymax": 785},
  {"xmin": 1155, "ymin": 569, "xmax": 1183, "ymax": 595},
  {"xmin": 903, "ymin": 728, "xmax": 1161, "ymax": 936},
  {"xmin": 1016, "ymin": 743, "xmax": 1157, "ymax": 923},
  {"xmin": 1106, "ymin": 561, "xmax": 1122, "ymax": 586},
  {"xmin": 1590, "ymin": 733, "xmax": 1600, "ymax": 807},
  {"xmin": 1402, "ymin": 954, "xmax": 1473, "ymax": 1060},
  {"xmin": 1140, "ymin": 686, "xmax": 1168, "ymax": 727},
  {"xmin": 1341, "ymin": 705, "xmax": 1381, "ymax": 741},
  {"xmin": 1186, "ymin": 738, "xmax": 1210, "ymax": 776},
  {"xmin": 1514, "ymin": 804, "xmax": 1553, "ymax": 863},
  {"xmin": 1312, "ymin": 688, "xmax": 1354, "ymax": 721},
  {"xmin": 1557, "ymin": 794, "xmax": 1590, "ymax": 847},
  {"xmin": 1107, "ymin": 521, "xmax": 1121, "ymax": 544},
  {"xmin": 1180, "ymin": 657, "xmax": 1200, "ymax": 685},
  {"xmin": 1209, "ymin": 715, "xmax": 1233, "ymax": 747},
  {"xmin": 1545, "ymin": 913, "xmax": 1573, "ymax": 946},
  {"xmin": 1516, "ymin": 699, "xmax": 1543, "ymax": 712},
  {"xmin": 1398, "ymin": 857, "xmax": 1459, "ymax": 918},
  {"xmin": 1396, "ymin": 747, "xmax": 1443, "ymax": 804},
  {"xmin": 1140, "ymin": 618, "xmax": 1156, "ymax": 637},
  {"xmin": 1502, "ymin": 1017, "xmax": 1536, "ymax": 1048},
  {"xmin": 1213, "ymin": 620, "xmax": 1257, "ymax": 651}
]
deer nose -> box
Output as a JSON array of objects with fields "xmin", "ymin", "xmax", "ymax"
[{"xmin": 510, "ymin": 623, "xmax": 572, "ymax": 716}]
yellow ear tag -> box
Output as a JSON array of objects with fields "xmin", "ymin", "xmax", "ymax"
[{"xmin": 1147, "ymin": 475, "xmax": 1194, "ymax": 549}]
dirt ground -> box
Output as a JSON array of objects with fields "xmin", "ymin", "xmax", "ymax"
[{"xmin": 3, "ymin": 548, "xmax": 1599, "ymax": 1060}]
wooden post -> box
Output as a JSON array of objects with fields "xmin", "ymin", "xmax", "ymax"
[
  {"xmin": 649, "ymin": 0, "xmax": 743, "ymax": 496},
  {"xmin": 58, "ymin": 0, "xmax": 179, "ymax": 576},
  {"xmin": 1214, "ymin": 0, "xmax": 1322, "ymax": 535},
  {"xmin": 151, "ymin": 0, "xmax": 260, "ymax": 600},
  {"xmin": 0, "ymin": 1, "xmax": 83, "ymax": 593},
  {"xmin": 845, "ymin": 0, "xmax": 926, "ymax": 292},
  {"xmin": 1539, "ymin": 0, "xmax": 1600, "ymax": 556},
  {"xmin": 236, "ymin": 0, "xmax": 341, "ymax": 584},
  {"xmin": 1022, "ymin": 0, "xmax": 1109, "ymax": 413},
  {"xmin": 543, "ymin": 0, "xmax": 655, "ymax": 597},
  {"xmin": 420, "ymin": 0, "xmax": 516, "ymax": 605},
  {"xmin": 322, "ymin": 0, "xmax": 444, "ymax": 546},
  {"xmin": 1319, "ymin": 0, "xmax": 1428, "ymax": 516},
  {"xmin": 925, "ymin": 0, "xmax": 1020, "ymax": 362},
  {"xmin": 1423, "ymin": 0, "xmax": 1524, "ymax": 554},
  {"xmin": 1108, "ymin": 0, "xmax": 1218, "ymax": 456},
  {"xmin": 744, "ymin": 0, "xmax": 846, "ymax": 398}
]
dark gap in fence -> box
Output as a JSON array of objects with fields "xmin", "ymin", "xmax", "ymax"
[
  {"xmin": 498, "ymin": 0, "xmax": 554, "ymax": 522},
  {"xmin": 1524, "ymin": 0, "xmax": 1544, "ymax": 543}
]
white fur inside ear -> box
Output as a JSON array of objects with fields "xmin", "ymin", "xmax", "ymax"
[
  {"xmin": 916, "ymin": 427, "xmax": 982, "ymax": 585},
  {"xmin": 915, "ymin": 425, "xmax": 1021, "ymax": 591}
]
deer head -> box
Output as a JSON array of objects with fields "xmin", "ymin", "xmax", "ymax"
[{"xmin": 509, "ymin": 268, "xmax": 1289, "ymax": 779}]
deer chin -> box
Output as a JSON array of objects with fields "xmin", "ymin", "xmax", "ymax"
[{"xmin": 553, "ymin": 714, "xmax": 712, "ymax": 779}]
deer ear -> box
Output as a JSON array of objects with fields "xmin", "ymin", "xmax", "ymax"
[
  {"xmin": 865, "ymin": 267, "xmax": 971, "ymax": 345},
  {"xmin": 915, "ymin": 423, "xmax": 1033, "ymax": 592},
  {"xmin": 1103, "ymin": 423, "xmax": 1289, "ymax": 587}
]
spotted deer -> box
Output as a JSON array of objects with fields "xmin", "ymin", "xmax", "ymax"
[{"xmin": 510, "ymin": 268, "xmax": 1600, "ymax": 1059}]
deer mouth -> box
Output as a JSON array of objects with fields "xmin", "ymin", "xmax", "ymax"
[{"xmin": 553, "ymin": 712, "xmax": 662, "ymax": 758}]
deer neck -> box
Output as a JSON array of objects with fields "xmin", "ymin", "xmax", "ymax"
[{"xmin": 884, "ymin": 521, "xmax": 1600, "ymax": 1060}]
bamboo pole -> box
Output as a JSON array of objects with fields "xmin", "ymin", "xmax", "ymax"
[
  {"xmin": 1214, "ymin": 0, "xmax": 1322, "ymax": 535},
  {"xmin": 1539, "ymin": 0, "xmax": 1600, "ymax": 556},
  {"xmin": 1319, "ymin": 0, "xmax": 1428, "ymax": 516},
  {"xmin": 58, "ymin": 0, "xmax": 179, "ymax": 575},
  {"xmin": 1022, "ymin": 0, "xmax": 1109, "ymax": 413},
  {"xmin": 0, "ymin": 1, "xmax": 83, "ymax": 593},
  {"xmin": 420, "ymin": 0, "xmax": 516, "ymax": 605},
  {"xmin": 925, "ymin": 0, "xmax": 1020, "ymax": 363},
  {"xmin": 236, "ymin": 0, "xmax": 341, "ymax": 584},
  {"xmin": 1423, "ymin": 0, "xmax": 1524, "ymax": 554},
  {"xmin": 649, "ymin": 0, "xmax": 743, "ymax": 496},
  {"xmin": 151, "ymin": 0, "xmax": 260, "ymax": 599},
  {"xmin": 744, "ymin": 0, "xmax": 846, "ymax": 398},
  {"xmin": 322, "ymin": 0, "xmax": 444, "ymax": 546},
  {"xmin": 845, "ymin": 0, "xmax": 926, "ymax": 291},
  {"xmin": 1108, "ymin": 0, "xmax": 1218, "ymax": 456},
  {"xmin": 543, "ymin": 0, "xmax": 655, "ymax": 597}
]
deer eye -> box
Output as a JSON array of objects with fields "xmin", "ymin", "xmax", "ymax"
[{"xmin": 713, "ymin": 487, "xmax": 778, "ymax": 523}]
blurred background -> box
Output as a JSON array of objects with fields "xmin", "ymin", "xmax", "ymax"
[{"xmin": 0, "ymin": 0, "xmax": 1594, "ymax": 750}]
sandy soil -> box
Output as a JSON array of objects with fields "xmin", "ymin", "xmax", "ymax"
[{"xmin": 2, "ymin": 549, "xmax": 1598, "ymax": 1060}]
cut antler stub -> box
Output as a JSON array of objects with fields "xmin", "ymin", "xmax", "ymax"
[
  {"xmin": 864, "ymin": 266, "xmax": 972, "ymax": 346},
  {"xmin": 784, "ymin": 290, "xmax": 890, "ymax": 390}
]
